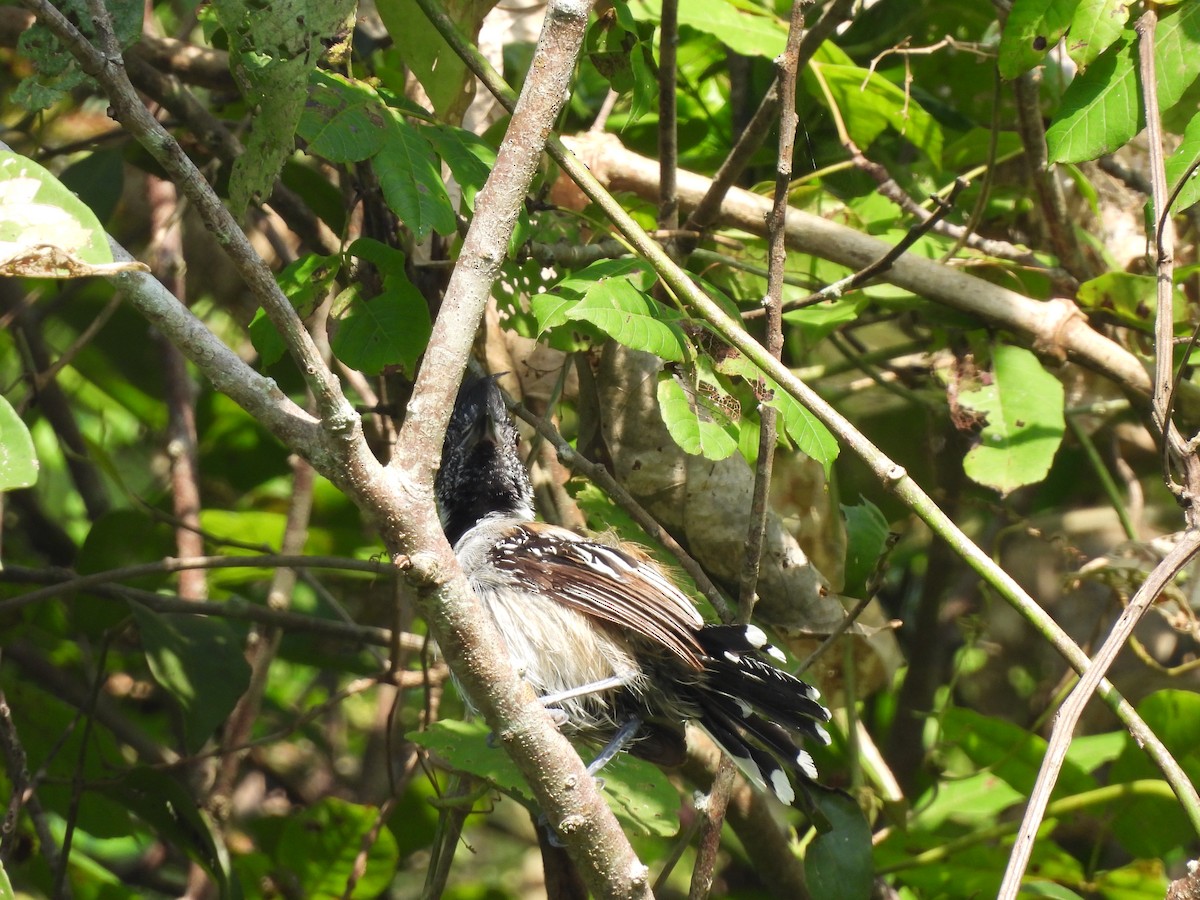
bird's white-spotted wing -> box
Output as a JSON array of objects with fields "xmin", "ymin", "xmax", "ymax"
[{"xmin": 488, "ymin": 522, "xmax": 706, "ymax": 668}]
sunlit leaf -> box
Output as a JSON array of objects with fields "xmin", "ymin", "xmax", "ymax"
[
  {"xmin": 959, "ymin": 344, "xmax": 1065, "ymax": 494},
  {"xmin": 999, "ymin": 0, "xmax": 1082, "ymax": 79},
  {"xmin": 0, "ymin": 395, "xmax": 37, "ymax": 491},
  {"xmin": 0, "ymin": 151, "xmax": 146, "ymax": 278},
  {"xmin": 657, "ymin": 373, "xmax": 739, "ymax": 460}
]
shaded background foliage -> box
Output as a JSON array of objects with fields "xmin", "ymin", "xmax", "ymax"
[{"xmin": 1, "ymin": 0, "xmax": 1199, "ymax": 897}]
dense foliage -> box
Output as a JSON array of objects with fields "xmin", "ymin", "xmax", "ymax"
[{"xmin": 1, "ymin": 0, "xmax": 1199, "ymax": 897}]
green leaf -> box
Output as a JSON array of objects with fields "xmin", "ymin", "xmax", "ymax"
[
  {"xmin": 1076, "ymin": 271, "xmax": 1190, "ymax": 334},
  {"xmin": 656, "ymin": 373, "xmax": 739, "ymax": 460},
  {"xmin": 910, "ymin": 770, "xmax": 1025, "ymax": 829},
  {"xmin": 277, "ymin": 797, "xmax": 399, "ymax": 898},
  {"xmin": 1046, "ymin": 35, "xmax": 1138, "ymax": 164},
  {"xmin": 941, "ymin": 708, "xmax": 1096, "ymax": 797},
  {"xmin": 330, "ymin": 279, "xmax": 433, "ymax": 376},
  {"xmin": 298, "ymin": 71, "xmax": 389, "ymax": 163},
  {"xmin": 1109, "ymin": 690, "xmax": 1200, "ymax": 858},
  {"xmin": 1066, "ymin": 0, "xmax": 1131, "ymax": 70},
  {"xmin": 628, "ymin": 0, "xmax": 787, "ymax": 58},
  {"xmin": 407, "ymin": 720, "xmax": 679, "ymax": 836},
  {"xmin": 213, "ymin": 0, "xmax": 357, "ymax": 213},
  {"xmin": 999, "ymin": 0, "xmax": 1082, "ymax": 79},
  {"xmin": 1049, "ymin": 4, "xmax": 1200, "ymax": 163},
  {"xmin": 588, "ymin": 2, "xmax": 659, "ymax": 127},
  {"xmin": 99, "ymin": 768, "xmax": 232, "ymax": 893},
  {"xmin": 782, "ymin": 296, "xmax": 866, "ymax": 344},
  {"xmin": 0, "ymin": 394, "xmax": 37, "ymax": 491},
  {"xmin": 0, "ymin": 859, "xmax": 12, "ymax": 900},
  {"xmin": 804, "ymin": 791, "xmax": 873, "ymax": 900},
  {"xmin": 567, "ymin": 280, "xmax": 688, "ymax": 362},
  {"xmin": 959, "ymin": 344, "xmax": 1065, "ymax": 495},
  {"xmin": 715, "ymin": 353, "xmax": 839, "ymax": 475},
  {"xmin": 840, "ymin": 499, "xmax": 890, "ymax": 598},
  {"xmin": 1165, "ymin": 111, "xmax": 1200, "ymax": 214},
  {"xmin": 0, "ymin": 151, "xmax": 138, "ymax": 278},
  {"xmin": 132, "ymin": 607, "xmax": 252, "ymax": 753},
  {"xmin": 377, "ymin": 0, "xmax": 492, "ymax": 121},
  {"xmin": 374, "ymin": 115, "xmax": 457, "ymax": 241},
  {"xmin": 422, "ymin": 124, "xmax": 497, "ymax": 212}
]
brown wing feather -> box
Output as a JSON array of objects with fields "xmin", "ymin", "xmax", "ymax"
[{"xmin": 489, "ymin": 522, "xmax": 706, "ymax": 669}]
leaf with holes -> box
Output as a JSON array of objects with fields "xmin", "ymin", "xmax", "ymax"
[
  {"xmin": 959, "ymin": 344, "xmax": 1064, "ymax": 494},
  {"xmin": 657, "ymin": 373, "xmax": 738, "ymax": 461}
]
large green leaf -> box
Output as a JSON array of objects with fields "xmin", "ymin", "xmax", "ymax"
[
  {"xmin": 132, "ymin": 607, "xmax": 252, "ymax": 753},
  {"xmin": 276, "ymin": 797, "xmax": 399, "ymax": 898},
  {"xmin": 1047, "ymin": 34, "xmax": 1138, "ymax": 163},
  {"xmin": 0, "ymin": 151, "xmax": 144, "ymax": 278},
  {"xmin": 804, "ymin": 791, "xmax": 873, "ymax": 900},
  {"xmin": 941, "ymin": 707, "xmax": 1096, "ymax": 797},
  {"xmin": 1049, "ymin": 3, "xmax": 1200, "ymax": 163},
  {"xmin": 959, "ymin": 344, "xmax": 1065, "ymax": 494},
  {"xmin": 374, "ymin": 115, "xmax": 457, "ymax": 241},
  {"xmin": 999, "ymin": 0, "xmax": 1082, "ymax": 79},
  {"xmin": 656, "ymin": 373, "xmax": 739, "ymax": 461},
  {"xmin": 627, "ymin": 0, "xmax": 786, "ymax": 58},
  {"xmin": 1066, "ymin": 0, "xmax": 1132, "ymax": 70},
  {"xmin": 329, "ymin": 278, "xmax": 433, "ymax": 377},
  {"xmin": 568, "ymin": 279, "xmax": 688, "ymax": 362},
  {"xmin": 298, "ymin": 72, "xmax": 389, "ymax": 163},
  {"xmin": 407, "ymin": 719, "xmax": 680, "ymax": 837},
  {"xmin": 0, "ymin": 394, "xmax": 37, "ymax": 491},
  {"xmin": 1109, "ymin": 690, "xmax": 1200, "ymax": 858},
  {"xmin": 213, "ymin": 0, "xmax": 356, "ymax": 213},
  {"xmin": 378, "ymin": 0, "xmax": 495, "ymax": 122}
]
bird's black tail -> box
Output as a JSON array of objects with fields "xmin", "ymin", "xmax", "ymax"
[{"xmin": 687, "ymin": 624, "xmax": 832, "ymax": 806}]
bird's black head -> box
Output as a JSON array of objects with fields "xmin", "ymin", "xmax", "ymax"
[{"xmin": 436, "ymin": 375, "xmax": 535, "ymax": 545}]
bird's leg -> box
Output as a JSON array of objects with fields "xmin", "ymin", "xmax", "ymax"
[
  {"xmin": 538, "ymin": 674, "xmax": 630, "ymax": 710},
  {"xmin": 585, "ymin": 715, "xmax": 642, "ymax": 776}
]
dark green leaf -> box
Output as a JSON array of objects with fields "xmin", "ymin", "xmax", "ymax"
[
  {"xmin": 330, "ymin": 278, "xmax": 432, "ymax": 376},
  {"xmin": 374, "ymin": 116, "xmax": 457, "ymax": 240},
  {"xmin": 421, "ymin": 124, "xmax": 496, "ymax": 211},
  {"xmin": 298, "ymin": 71, "xmax": 388, "ymax": 163},
  {"xmin": 1109, "ymin": 690, "xmax": 1200, "ymax": 858},
  {"xmin": 132, "ymin": 607, "xmax": 252, "ymax": 753},
  {"xmin": 804, "ymin": 791, "xmax": 873, "ymax": 900},
  {"xmin": 276, "ymin": 797, "xmax": 399, "ymax": 898},
  {"xmin": 100, "ymin": 768, "xmax": 232, "ymax": 895},
  {"xmin": 840, "ymin": 499, "xmax": 890, "ymax": 598}
]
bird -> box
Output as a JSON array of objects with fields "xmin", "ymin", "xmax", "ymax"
[{"xmin": 434, "ymin": 373, "xmax": 832, "ymax": 807}]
